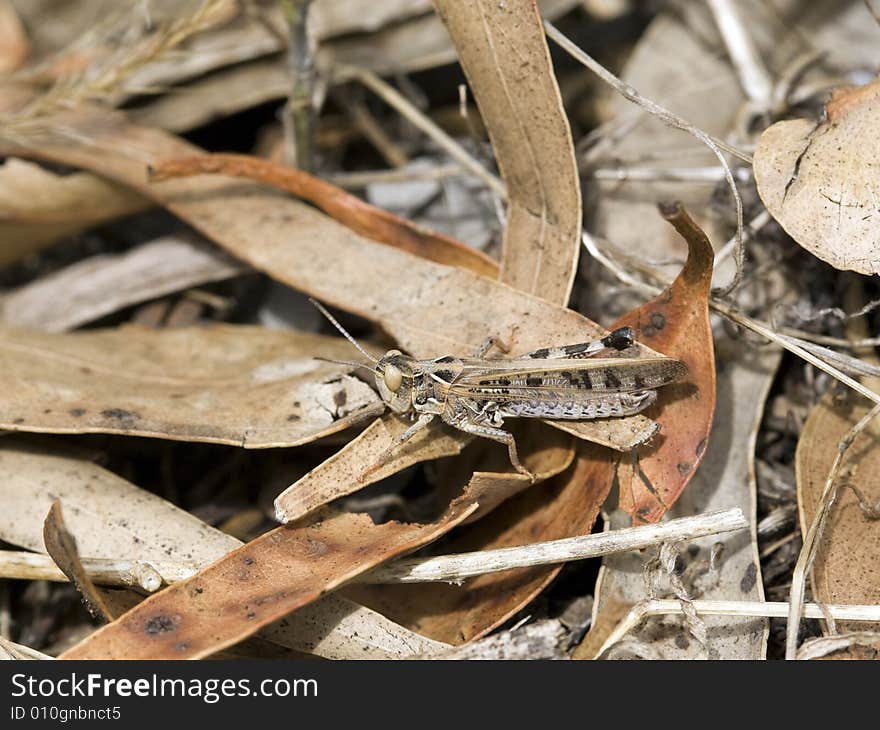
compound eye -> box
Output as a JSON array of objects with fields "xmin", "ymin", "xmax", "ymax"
[{"xmin": 383, "ymin": 363, "xmax": 403, "ymax": 392}]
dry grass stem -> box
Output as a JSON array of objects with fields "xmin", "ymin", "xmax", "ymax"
[
  {"xmin": 336, "ymin": 65, "xmax": 506, "ymax": 199},
  {"xmin": 0, "ymin": 550, "xmax": 196, "ymax": 592},
  {"xmin": 706, "ymin": 0, "xmax": 774, "ymax": 109},
  {"xmin": 280, "ymin": 0, "xmax": 316, "ymax": 170},
  {"xmin": 326, "ymin": 163, "xmax": 464, "ymax": 189},
  {"xmin": 598, "ymin": 598, "xmax": 880, "ymax": 658},
  {"xmin": 0, "ymin": 509, "xmax": 746, "ymax": 589},
  {"xmin": 364, "ymin": 508, "xmax": 747, "ymax": 584},
  {"xmin": 545, "ymin": 20, "xmax": 748, "ymax": 295}
]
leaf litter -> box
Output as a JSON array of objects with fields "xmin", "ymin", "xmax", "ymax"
[{"xmin": 2, "ymin": 0, "xmax": 880, "ymax": 662}]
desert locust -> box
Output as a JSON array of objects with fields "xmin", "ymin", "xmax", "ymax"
[{"xmin": 311, "ymin": 299, "xmax": 687, "ymax": 480}]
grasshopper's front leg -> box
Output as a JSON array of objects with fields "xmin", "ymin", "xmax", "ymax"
[
  {"xmin": 362, "ymin": 413, "xmax": 435, "ymax": 480},
  {"xmin": 442, "ymin": 398, "xmax": 534, "ymax": 482}
]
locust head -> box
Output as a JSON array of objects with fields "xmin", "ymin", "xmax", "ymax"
[{"xmin": 375, "ymin": 350, "xmax": 420, "ymax": 414}]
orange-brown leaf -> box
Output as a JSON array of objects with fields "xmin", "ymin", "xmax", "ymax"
[
  {"xmin": 149, "ymin": 153, "xmax": 498, "ymax": 278},
  {"xmin": 60, "ymin": 498, "xmax": 478, "ymax": 660},
  {"xmin": 613, "ymin": 202, "xmax": 716, "ymax": 522}
]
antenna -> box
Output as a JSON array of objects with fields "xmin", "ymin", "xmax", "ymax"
[
  {"xmin": 314, "ymin": 356, "xmax": 375, "ymax": 373},
  {"xmin": 309, "ymin": 298, "xmax": 378, "ymax": 364}
]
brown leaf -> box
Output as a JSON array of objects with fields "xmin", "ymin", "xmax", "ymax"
[
  {"xmin": 796, "ymin": 384, "xmax": 880, "ymax": 624},
  {"xmin": 754, "ymin": 77, "xmax": 880, "ymax": 274},
  {"xmin": 276, "ymin": 416, "xmax": 574, "ymax": 525},
  {"xmin": 0, "ymin": 234, "xmax": 244, "ymax": 332},
  {"xmin": 433, "ymin": 0, "xmax": 581, "ymax": 305},
  {"xmin": 0, "ymin": 324, "xmax": 383, "ymax": 447},
  {"xmin": 588, "ymin": 334, "xmax": 779, "ymax": 659},
  {"xmin": 0, "ymin": 158, "xmax": 148, "ymax": 267},
  {"xmin": 0, "ymin": 439, "xmax": 446, "ymax": 659},
  {"xmin": 0, "ymin": 0, "xmax": 28, "ymax": 73},
  {"xmin": 149, "ymin": 153, "xmax": 498, "ymax": 278},
  {"xmin": 59, "ymin": 497, "xmax": 479, "ymax": 659},
  {"xmin": 274, "ymin": 414, "xmax": 471, "ymax": 524},
  {"xmin": 0, "ymin": 103, "xmax": 659, "ymax": 452},
  {"xmin": 346, "ymin": 444, "xmax": 614, "ymax": 643},
  {"xmin": 613, "ymin": 203, "xmax": 716, "ymax": 522},
  {"xmin": 43, "ymin": 500, "xmax": 114, "ymax": 621}
]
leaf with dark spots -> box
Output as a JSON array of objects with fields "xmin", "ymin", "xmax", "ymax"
[
  {"xmin": 0, "ymin": 440, "xmax": 442, "ymax": 659},
  {"xmin": 611, "ymin": 202, "xmax": 716, "ymax": 522},
  {"xmin": 0, "ymin": 325, "xmax": 383, "ymax": 448},
  {"xmin": 60, "ymin": 495, "xmax": 480, "ymax": 659}
]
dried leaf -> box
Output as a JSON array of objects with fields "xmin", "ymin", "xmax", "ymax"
[
  {"xmin": 130, "ymin": 58, "xmax": 289, "ymax": 133},
  {"xmin": 433, "ymin": 0, "xmax": 581, "ymax": 304},
  {"xmin": 0, "ymin": 0, "xmax": 28, "ymax": 72},
  {"xmin": 417, "ymin": 619, "xmax": 566, "ymax": 660},
  {"xmin": 0, "ymin": 103, "xmax": 660, "ymax": 451},
  {"xmin": 754, "ymin": 78, "xmax": 880, "ymax": 274},
  {"xmin": 347, "ymin": 444, "xmax": 615, "ymax": 643},
  {"xmin": 149, "ymin": 153, "xmax": 498, "ymax": 277},
  {"xmin": 798, "ymin": 632, "xmax": 880, "ymax": 660},
  {"xmin": 320, "ymin": 0, "xmax": 577, "ymax": 76},
  {"xmin": 588, "ymin": 336, "xmax": 780, "ymax": 659},
  {"xmin": 796, "ymin": 380, "xmax": 880, "ymax": 623},
  {"xmin": 0, "ymin": 158, "xmax": 148, "ymax": 267},
  {"xmin": 0, "ymin": 439, "xmax": 449, "ymax": 659},
  {"xmin": 0, "ymin": 324, "xmax": 383, "ymax": 447},
  {"xmin": 275, "ymin": 414, "xmax": 471, "ymax": 524},
  {"xmin": 42, "ymin": 501, "xmax": 114, "ymax": 621},
  {"xmin": 0, "ymin": 234, "xmax": 244, "ymax": 332},
  {"xmin": 60, "ymin": 497, "xmax": 479, "ymax": 659},
  {"xmin": 613, "ymin": 203, "xmax": 716, "ymax": 522}
]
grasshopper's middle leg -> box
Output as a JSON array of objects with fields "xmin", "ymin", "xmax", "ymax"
[{"xmin": 444, "ymin": 401, "xmax": 533, "ymax": 481}]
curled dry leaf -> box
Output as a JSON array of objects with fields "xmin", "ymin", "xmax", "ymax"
[
  {"xmin": 149, "ymin": 153, "xmax": 497, "ymax": 277},
  {"xmin": 60, "ymin": 496, "xmax": 479, "ymax": 659},
  {"xmin": 0, "ymin": 103, "xmax": 661, "ymax": 453},
  {"xmin": 586, "ymin": 334, "xmax": 779, "ymax": 659},
  {"xmin": 432, "ymin": 0, "xmax": 581, "ymax": 304},
  {"xmin": 42, "ymin": 500, "xmax": 114, "ymax": 621},
  {"xmin": 451, "ymin": 423, "xmax": 576, "ymax": 524},
  {"xmin": 797, "ymin": 632, "xmax": 880, "ymax": 661},
  {"xmin": 796, "ymin": 379, "xmax": 880, "ymax": 624},
  {"xmin": 754, "ymin": 77, "xmax": 880, "ymax": 275},
  {"xmin": 0, "ymin": 439, "xmax": 448, "ymax": 659},
  {"xmin": 0, "ymin": 158, "xmax": 148, "ymax": 267},
  {"xmin": 0, "ymin": 324, "xmax": 383, "ymax": 447},
  {"xmin": 0, "ymin": 234, "xmax": 245, "ymax": 332},
  {"xmin": 613, "ymin": 203, "xmax": 716, "ymax": 522}
]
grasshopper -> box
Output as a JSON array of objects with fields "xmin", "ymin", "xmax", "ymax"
[{"xmin": 311, "ymin": 300, "xmax": 687, "ymax": 481}]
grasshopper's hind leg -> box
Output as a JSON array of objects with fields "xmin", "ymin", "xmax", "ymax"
[{"xmin": 451, "ymin": 418, "xmax": 534, "ymax": 482}]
